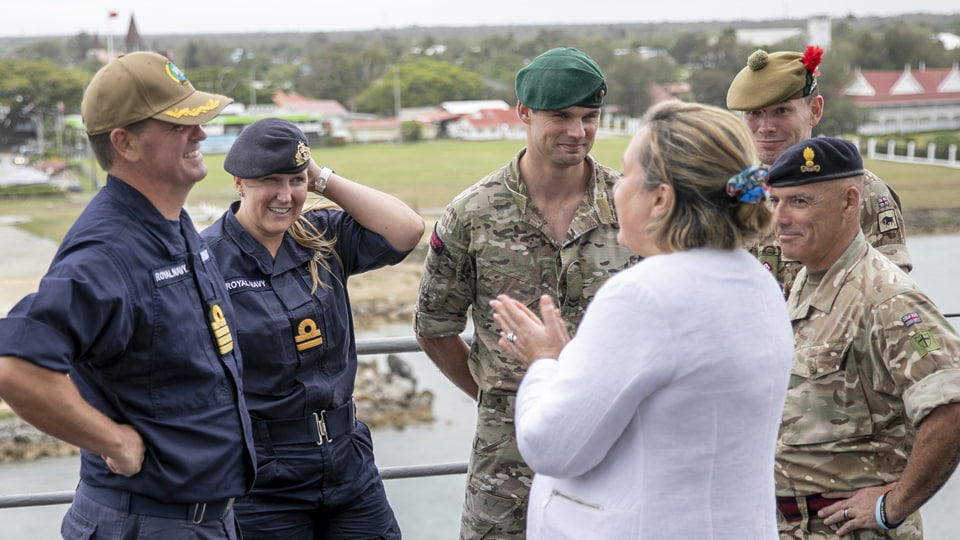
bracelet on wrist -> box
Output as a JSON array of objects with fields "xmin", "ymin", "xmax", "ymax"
[
  {"xmin": 313, "ymin": 166, "xmax": 335, "ymax": 194},
  {"xmin": 875, "ymin": 490, "xmax": 905, "ymax": 530}
]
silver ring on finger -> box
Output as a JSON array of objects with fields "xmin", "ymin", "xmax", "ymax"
[
  {"xmin": 842, "ymin": 507, "xmax": 849, "ymax": 521},
  {"xmin": 505, "ymin": 332, "xmax": 517, "ymax": 344}
]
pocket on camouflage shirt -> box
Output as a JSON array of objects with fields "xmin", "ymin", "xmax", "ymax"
[{"xmin": 780, "ymin": 339, "xmax": 875, "ymax": 445}]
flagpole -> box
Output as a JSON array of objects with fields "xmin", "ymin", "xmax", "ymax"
[{"xmin": 106, "ymin": 11, "xmax": 117, "ymax": 59}]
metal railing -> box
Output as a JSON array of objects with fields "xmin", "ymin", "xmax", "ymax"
[
  {"xmin": 3, "ymin": 314, "xmax": 960, "ymax": 511},
  {"xmin": 0, "ymin": 334, "xmax": 472, "ymax": 511}
]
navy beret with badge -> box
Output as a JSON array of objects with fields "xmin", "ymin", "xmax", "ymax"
[
  {"xmin": 515, "ymin": 47, "xmax": 607, "ymax": 111},
  {"xmin": 224, "ymin": 118, "xmax": 312, "ymax": 179},
  {"xmin": 767, "ymin": 137, "xmax": 864, "ymax": 188}
]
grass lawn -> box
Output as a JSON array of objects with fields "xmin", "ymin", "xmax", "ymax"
[{"xmin": 0, "ymin": 136, "xmax": 957, "ymax": 243}]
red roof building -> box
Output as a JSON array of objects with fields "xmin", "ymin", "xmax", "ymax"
[
  {"xmin": 840, "ymin": 63, "xmax": 960, "ymax": 134},
  {"xmin": 447, "ymin": 108, "xmax": 525, "ymax": 141}
]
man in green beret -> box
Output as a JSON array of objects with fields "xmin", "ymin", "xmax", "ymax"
[
  {"xmin": 414, "ymin": 47, "xmax": 635, "ymax": 539},
  {"xmin": 767, "ymin": 137, "xmax": 960, "ymax": 539},
  {"xmin": 726, "ymin": 46, "xmax": 911, "ymax": 296}
]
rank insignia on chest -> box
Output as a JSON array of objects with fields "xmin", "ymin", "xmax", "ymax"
[
  {"xmin": 294, "ymin": 317, "xmax": 323, "ymax": 351},
  {"xmin": 207, "ymin": 300, "xmax": 234, "ymax": 356}
]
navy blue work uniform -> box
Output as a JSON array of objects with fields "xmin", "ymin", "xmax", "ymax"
[
  {"xmin": 202, "ymin": 202, "xmax": 406, "ymax": 539},
  {"xmin": 0, "ymin": 176, "xmax": 256, "ymax": 539}
]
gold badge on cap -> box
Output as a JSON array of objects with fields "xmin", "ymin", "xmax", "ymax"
[
  {"xmin": 164, "ymin": 61, "xmax": 189, "ymax": 85},
  {"xmin": 800, "ymin": 147, "xmax": 821, "ymax": 173},
  {"xmin": 295, "ymin": 141, "xmax": 311, "ymax": 166}
]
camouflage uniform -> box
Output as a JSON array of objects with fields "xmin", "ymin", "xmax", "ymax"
[
  {"xmin": 414, "ymin": 149, "xmax": 636, "ymax": 539},
  {"xmin": 776, "ymin": 232, "xmax": 960, "ymax": 539},
  {"xmin": 754, "ymin": 170, "xmax": 912, "ymax": 297}
]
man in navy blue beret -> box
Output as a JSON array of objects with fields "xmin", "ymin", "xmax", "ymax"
[
  {"xmin": 767, "ymin": 136, "xmax": 960, "ymax": 538},
  {"xmin": 727, "ymin": 47, "xmax": 911, "ymax": 297}
]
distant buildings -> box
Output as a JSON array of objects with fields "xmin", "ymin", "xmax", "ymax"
[{"xmin": 840, "ymin": 63, "xmax": 960, "ymax": 135}]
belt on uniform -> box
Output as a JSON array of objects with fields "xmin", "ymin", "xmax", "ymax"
[
  {"xmin": 777, "ymin": 494, "xmax": 833, "ymax": 522},
  {"xmin": 254, "ymin": 399, "xmax": 356, "ymax": 445},
  {"xmin": 76, "ymin": 481, "xmax": 234, "ymax": 524}
]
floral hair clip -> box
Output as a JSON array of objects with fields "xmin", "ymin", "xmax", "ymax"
[{"xmin": 725, "ymin": 165, "xmax": 770, "ymax": 203}]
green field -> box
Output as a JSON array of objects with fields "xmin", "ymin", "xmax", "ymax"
[{"xmin": 1, "ymin": 137, "xmax": 957, "ymax": 243}]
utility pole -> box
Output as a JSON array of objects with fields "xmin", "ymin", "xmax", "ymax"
[{"xmin": 393, "ymin": 68, "xmax": 402, "ymax": 144}]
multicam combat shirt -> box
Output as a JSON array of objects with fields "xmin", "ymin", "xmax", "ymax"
[
  {"xmin": 755, "ymin": 170, "xmax": 912, "ymax": 297},
  {"xmin": 776, "ymin": 232, "xmax": 960, "ymax": 497},
  {"xmin": 414, "ymin": 149, "xmax": 636, "ymax": 395}
]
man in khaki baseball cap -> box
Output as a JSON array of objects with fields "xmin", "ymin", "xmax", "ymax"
[
  {"xmin": 0, "ymin": 50, "xmax": 254, "ymax": 539},
  {"xmin": 82, "ymin": 50, "xmax": 231, "ymax": 135}
]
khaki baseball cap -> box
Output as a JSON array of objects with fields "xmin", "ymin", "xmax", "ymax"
[{"xmin": 81, "ymin": 51, "xmax": 233, "ymax": 135}]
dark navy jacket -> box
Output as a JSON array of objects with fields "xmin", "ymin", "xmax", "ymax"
[
  {"xmin": 0, "ymin": 176, "xmax": 255, "ymax": 502},
  {"xmin": 201, "ymin": 203, "xmax": 408, "ymax": 421}
]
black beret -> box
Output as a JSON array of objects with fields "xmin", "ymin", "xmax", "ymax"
[
  {"xmin": 224, "ymin": 118, "xmax": 311, "ymax": 178},
  {"xmin": 767, "ymin": 137, "xmax": 864, "ymax": 188},
  {"xmin": 515, "ymin": 47, "xmax": 606, "ymax": 111}
]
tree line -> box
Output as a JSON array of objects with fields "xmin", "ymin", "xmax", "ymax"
[{"xmin": 2, "ymin": 14, "xmax": 959, "ymax": 150}]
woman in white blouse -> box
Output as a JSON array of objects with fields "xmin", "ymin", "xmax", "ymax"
[{"xmin": 491, "ymin": 100, "xmax": 793, "ymax": 539}]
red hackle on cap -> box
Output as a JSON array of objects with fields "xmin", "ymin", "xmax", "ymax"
[{"xmin": 802, "ymin": 45, "xmax": 823, "ymax": 76}]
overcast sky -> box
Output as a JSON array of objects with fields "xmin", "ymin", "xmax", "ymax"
[{"xmin": 4, "ymin": 0, "xmax": 958, "ymax": 37}]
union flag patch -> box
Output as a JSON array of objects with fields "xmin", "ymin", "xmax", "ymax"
[{"xmin": 901, "ymin": 312, "xmax": 922, "ymax": 327}]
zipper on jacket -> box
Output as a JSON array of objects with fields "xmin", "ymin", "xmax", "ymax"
[{"xmin": 545, "ymin": 489, "xmax": 604, "ymax": 511}]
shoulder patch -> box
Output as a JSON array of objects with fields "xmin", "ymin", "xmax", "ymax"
[
  {"xmin": 878, "ymin": 209, "xmax": 898, "ymax": 233},
  {"xmin": 901, "ymin": 312, "xmax": 921, "ymax": 327},
  {"xmin": 429, "ymin": 223, "xmax": 445, "ymax": 255},
  {"xmin": 910, "ymin": 330, "xmax": 940, "ymax": 357}
]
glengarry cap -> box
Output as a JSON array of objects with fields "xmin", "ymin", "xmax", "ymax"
[{"xmin": 726, "ymin": 46, "xmax": 823, "ymax": 111}]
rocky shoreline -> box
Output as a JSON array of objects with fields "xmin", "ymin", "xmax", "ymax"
[{"xmin": 0, "ymin": 356, "xmax": 436, "ymax": 463}]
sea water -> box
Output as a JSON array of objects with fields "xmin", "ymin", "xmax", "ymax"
[{"xmin": 1, "ymin": 234, "xmax": 958, "ymax": 539}]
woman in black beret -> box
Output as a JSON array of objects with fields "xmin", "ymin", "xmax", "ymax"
[{"xmin": 201, "ymin": 117, "xmax": 423, "ymax": 539}]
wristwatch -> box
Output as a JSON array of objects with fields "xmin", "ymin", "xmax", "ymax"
[{"xmin": 313, "ymin": 166, "xmax": 335, "ymax": 194}]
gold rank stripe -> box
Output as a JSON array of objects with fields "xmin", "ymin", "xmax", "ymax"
[{"xmin": 161, "ymin": 99, "xmax": 223, "ymax": 119}]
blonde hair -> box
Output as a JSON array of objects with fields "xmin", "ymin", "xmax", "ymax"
[
  {"xmin": 634, "ymin": 100, "xmax": 773, "ymax": 251},
  {"xmin": 289, "ymin": 199, "xmax": 343, "ymax": 293}
]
